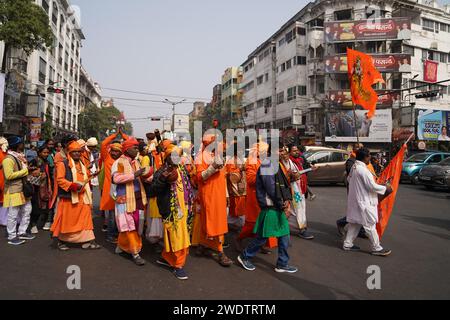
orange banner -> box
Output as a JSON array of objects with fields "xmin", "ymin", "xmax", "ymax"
[
  {"xmin": 347, "ymin": 48, "xmax": 384, "ymax": 119},
  {"xmin": 376, "ymin": 144, "xmax": 407, "ymax": 238}
]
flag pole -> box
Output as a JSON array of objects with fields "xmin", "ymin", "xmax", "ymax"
[
  {"xmin": 352, "ymin": 103, "xmax": 360, "ymax": 144},
  {"xmin": 404, "ymin": 132, "xmax": 415, "ymax": 146}
]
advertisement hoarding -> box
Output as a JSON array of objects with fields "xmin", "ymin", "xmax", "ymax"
[
  {"xmin": 326, "ymin": 90, "xmax": 400, "ymax": 107},
  {"xmin": 173, "ymin": 114, "xmax": 189, "ymax": 132},
  {"xmin": 325, "ymin": 109, "xmax": 392, "ymax": 143},
  {"xmin": 417, "ymin": 109, "xmax": 450, "ymax": 141},
  {"xmin": 29, "ymin": 118, "xmax": 42, "ymax": 142},
  {"xmin": 324, "ymin": 54, "xmax": 411, "ymax": 73},
  {"xmin": 324, "ymin": 17, "xmax": 411, "ymax": 43},
  {"xmin": 424, "ymin": 60, "xmax": 438, "ymax": 83}
]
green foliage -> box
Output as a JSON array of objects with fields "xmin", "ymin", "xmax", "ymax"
[
  {"xmin": 41, "ymin": 107, "xmax": 54, "ymax": 140},
  {"xmin": 78, "ymin": 103, "xmax": 133, "ymax": 140},
  {"xmin": 0, "ymin": 0, "xmax": 54, "ymax": 56}
]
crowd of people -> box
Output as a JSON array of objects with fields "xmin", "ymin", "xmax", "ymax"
[{"xmin": 0, "ymin": 130, "xmax": 393, "ymax": 280}]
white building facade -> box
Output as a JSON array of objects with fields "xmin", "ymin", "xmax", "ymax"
[
  {"xmin": 240, "ymin": 0, "xmax": 450, "ymax": 145},
  {"xmin": 1, "ymin": 0, "xmax": 89, "ymax": 136}
]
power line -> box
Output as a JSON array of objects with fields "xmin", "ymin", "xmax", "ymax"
[{"xmin": 102, "ymin": 87, "xmax": 210, "ymax": 102}]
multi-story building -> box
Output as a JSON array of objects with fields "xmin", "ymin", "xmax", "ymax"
[
  {"xmin": 79, "ymin": 66, "xmax": 102, "ymax": 111},
  {"xmin": 1, "ymin": 0, "xmax": 87, "ymax": 136},
  {"xmin": 221, "ymin": 67, "xmax": 244, "ymax": 129},
  {"xmin": 240, "ymin": 0, "xmax": 450, "ymax": 147}
]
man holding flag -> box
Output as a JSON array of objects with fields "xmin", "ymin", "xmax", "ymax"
[{"xmin": 343, "ymin": 148, "xmax": 392, "ymax": 256}]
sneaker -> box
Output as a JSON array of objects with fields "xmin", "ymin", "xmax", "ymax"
[
  {"xmin": 337, "ymin": 222, "xmax": 346, "ymax": 237},
  {"xmin": 43, "ymin": 222, "xmax": 52, "ymax": 231},
  {"xmin": 309, "ymin": 194, "xmax": 317, "ymax": 201},
  {"xmin": 371, "ymin": 249, "xmax": 392, "ymax": 257},
  {"xmin": 298, "ymin": 229, "xmax": 314, "ymax": 240},
  {"xmin": 102, "ymin": 225, "xmax": 108, "ymax": 232},
  {"xmin": 343, "ymin": 245, "xmax": 361, "ymax": 252},
  {"xmin": 275, "ymin": 265, "xmax": 298, "ymax": 273},
  {"xmin": 18, "ymin": 233, "xmax": 36, "ymax": 240},
  {"xmin": 237, "ymin": 255, "xmax": 256, "ymax": 271},
  {"xmin": 222, "ymin": 241, "xmax": 230, "ymax": 249},
  {"xmin": 156, "ymin": 258, "xmax": 171, "ymax": 268},
  {"xmin": 8, "ymin": 237, "xmax": 26, "ymax": 246},
  {"xmin": 57, "ymin": 242, "xmax": 70, "ymax": 251},
  {"xmin": 133, "ymin": 254, "xmax": 146, "ymax": 266},
  {"xmin": 173, "ymin": 268, "xmax": 189, "ymax": 280},
  {"xmin": 31, "ymin": 226, "xmax": 39, "ymax": 234},
  {"xmin": 115, "ymin": 246, "xmax": 123, "ymax": 254}
]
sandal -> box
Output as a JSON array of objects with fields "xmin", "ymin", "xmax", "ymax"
[
  {"xmin": 214, "ymin": 252, "xmax": 233, "ymax": 267},
  {"xmin": 82, "ymin": 241, "xmax": 102, "ymax": 250}
]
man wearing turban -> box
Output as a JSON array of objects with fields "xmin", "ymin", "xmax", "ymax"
[
  {"xmin": 111, "ymin": 137, "xmax": 151, "ymax": 266},
  {"xmin": 192, "ymin": 134, "xmax": 233, "ymax": 267},
  {"xmin": 99, "ymin": 128, "xmax": 129, "ymax": 243},
  {"xmin": 149, "ymin": 143, "xmax": 194, "ymax": 280},
  {"xmin": 50, "ymin": 141, "xmax": 99, "ymax": 251}
]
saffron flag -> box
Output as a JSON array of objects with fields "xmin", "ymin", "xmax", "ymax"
[
  {"xmin": 376, "ymin": 144, "xmax": 407, "ymax": 238},
  {"xmin": 347, "ymin": 48, "xmax": 384, "ymax": 119}
]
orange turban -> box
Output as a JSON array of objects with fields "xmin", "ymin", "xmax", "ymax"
[
  {"xmin": 109, "ymin": 143, "xmax": 122, "ymax": 152},
  {"xmin": 122, "ymin": 137, "xmax": 139, "ymax": 153},
  {"xmin": 160, "ymin": 139, "xmax": 173, "ymax": 152},
  {"xmin": 163, "ymin": 144, "xmax": 181, "ymax": 161},
  {"xmin": 77, "ymin": 139, "xmax": 87, "ymax": 148},
  {"xmin": 67, "ymin": 141, "xmax": 83, "ymax": 153}
]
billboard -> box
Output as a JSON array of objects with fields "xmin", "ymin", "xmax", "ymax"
[
  {"xmin": 324, "ymin": 54, "xmax": 411, "ymax": 73},
  {"xmin": 326, "ymin": 90, "xmax": 400, "ymax": 107},
  {"xmin": 424, "ymin": 60, "xmax": 438, "ymax": 83},
  {"xmin": 417, "ymin": 109, "xmax": 450, "ymax": 141},
  {"xmin": 325, "ymin": 109, "xmax": 392, "ymax": 142},
  {"xmin": 29, "ymin": 118, "xmax": 42, "ymax": 142},
  {"xmin": 324, "ymin": 17, "xmax": 411, "ymax": 43}
]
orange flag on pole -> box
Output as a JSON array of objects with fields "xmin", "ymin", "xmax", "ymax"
[
  {"xmin": 376, "ymin": 144, "xmax": 407, "ymax": 239},
  {"xmin": 347, "ymin": 48, "xmax": 384, "ymax": 119}
]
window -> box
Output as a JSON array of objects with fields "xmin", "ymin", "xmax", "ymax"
[
  {"xmin": 339, "ymin": 80, "xmax": 349, "ymax": 89},
  {"xmin": 423, "ymin": 19, "xmax": 435, "ymax": 32},
  {"xmin": 264, "ymin": 97, "xmax": 272, "ymax": 108},
  {"xmin": 243, "ymin": 81, "xmax": 254, "ymax": 93},
  {"xmin": 52, "ymin": 3, "xmax": 58, "ymax": 25},
  {"xmin": 265, "ymin": 73, "xmax": 269, "ymax": 82},
  {"xmin": 49, "ymin": 66, "xmax": 55, "ymax": 83},
  {"xmin": 281, "ymin": 63, "xmax": 286, "ymax": 72},
  {"xmin": 42, "ymin": 0, "xmax": 49, "ymax": 14},
  {"xmin": 335, "ymin": 9, "xmax": 352, "ymax": 21},
  {"xmin": 286, "ymin": 59, "xmax": 292, "ymax": 70},
  {"xmin": 297, "ymin": 56, "xmax": 307, "ymax": 65},
  {"xmin": 59, "ymin": 15, "xmax": 64, "ymax": 34},
  {"xmin": 277, "ymin": 92, "xmax": 284, "ymax": 105},
  {"xmin": 312, "ymin": 152, "xmax": 331, "ymax": 164},
  {"xmin": 440, "ymin": 53, "xmax": 447, "ymax": 63},
  {"xmin": 257, "ymin": 99, "xmax": 264, "ymax": 109},
  {"xmin": 318, "ymin": 83, "xmax": 325, "ymax": 94},
  {"xmin": 279, "ymin": 38, "xmax": 286, "ymax": 47},
  {"xmin": 287, "ymin": 87, "xmax": 296, "ymax": 101},
  {"xmin": 427, "ymin": 154, "xmax": 442, "ymax": 164},
  {"xmin": 297, "ymin": 27, "xmax": 306, "ymax": 36},
  {"xmin": 244, "ymin": 103, "xmax": 254, "ymax": 112},
  {"xmin": 440, "ymin": 23, "xmax": 447, "ymax": 32},
  {"xmin": 257, "ymin": 75, "xmax": 264, "ymax": 85},
  {"xmin": 39, "ymin": 58, "xmax": 47, "ymax": 84},
  {"xmin": 331, "ymin": 152, "xmax": 345, "ymax": 163},
  {"xmin": 403, "ymin": 45, "xmax": 414, "ymax": 57},
  {"xmin": 285, "ymin": 30, "xmax": 295, "ymax": 43},
  {"xmin": 298, "ymin": 86, "xmax": 307, "ymax": 96}
]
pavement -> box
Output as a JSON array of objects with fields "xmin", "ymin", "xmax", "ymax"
[{"xmin": 0, "ymin": 184, "xmax": 449, "ymax": 300}]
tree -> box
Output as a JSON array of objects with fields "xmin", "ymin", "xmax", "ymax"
[
  {"xmin": 78, "ymin": 103, "xmax": 134, "ymax": 140},
  {"xmin": 41, "ymin": 107, "xmax": 54, "ymax": 140},
  {"xmin": 0, "ymin": 0, "xmax": 54, "ymax": 71}
]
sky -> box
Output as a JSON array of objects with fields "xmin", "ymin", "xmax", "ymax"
[{"xmin": 70, "ymin": 0, "xmax": 309, "ymax": 138}]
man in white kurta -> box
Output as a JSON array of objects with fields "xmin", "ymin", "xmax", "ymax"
[{"xmin": 344, "ymin": 149, "xmax": 392, "ymax": 256}]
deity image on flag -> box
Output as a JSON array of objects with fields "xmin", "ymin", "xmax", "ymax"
[{"xmin": 347, "ymin": 48, "xmax": 384, "ymax": 119}]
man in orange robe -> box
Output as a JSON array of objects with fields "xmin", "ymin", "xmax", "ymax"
[
  {"xmin": 51, "ymin": 141, "xmax": 100, "ymax": 251},
  {"xmin": 193, "ymin": 134, "xmax": 233, "ymax": 267},
  {"xmin": 225, "ymin": 143, "xmax": 246, "ymax": 231},
  {"xmin": 236, "ymin": 142, "xmax": 277, "ymax": 252},
  {"xmin": 99, "ymin": 129, "xmax": 129, "ymax": 243}
]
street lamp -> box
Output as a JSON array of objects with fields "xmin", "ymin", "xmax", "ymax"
[{"xmin": 163, "ymin": 98, "xmax": 186, "ymax": 131}]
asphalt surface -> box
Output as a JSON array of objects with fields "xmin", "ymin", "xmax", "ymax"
[{"xmin": 0, "ymin": 184, "xmax": 449, "ymax": 300}]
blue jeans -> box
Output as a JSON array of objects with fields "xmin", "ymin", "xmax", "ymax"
[
  {"xmin": 106, "ymin": 210, "xmax": 118, "ymax": 240},
  {"xmin": 242, "ymin": 234, "xmax": 290, "ymax": 268}
]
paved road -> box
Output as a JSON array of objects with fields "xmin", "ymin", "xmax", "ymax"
[{"xmin": 0, "ymin": 184, "xmax": 449, "ymax": 300}]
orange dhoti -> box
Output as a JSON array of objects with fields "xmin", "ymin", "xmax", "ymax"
[
  {"xmin": 51, "ymin": 198, "xmax": 95, "ymax": 243},
  {"xmin": 118, "ymin": 231, "xmax": 142, "ymax": 255}
]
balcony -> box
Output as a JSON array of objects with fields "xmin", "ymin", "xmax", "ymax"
[
  {"xmin": 307, "ymin": 27, "xmax": 324, "ymax": 48},
  {"xmin": 307, "ymin": 59, "xmax": 325, "ymax": 77}
]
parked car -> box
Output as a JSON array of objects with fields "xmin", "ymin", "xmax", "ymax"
[
  {"xmin": 401, "ymin": 152, "xmax": 450, "ymax": 184},
  {"xmin": 303, "ymin": 147, "xmax": 350, "ymax": 185},
  {"xmin": 418, "ymin": 157, "xmax": 450, "ymax": 190}
]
